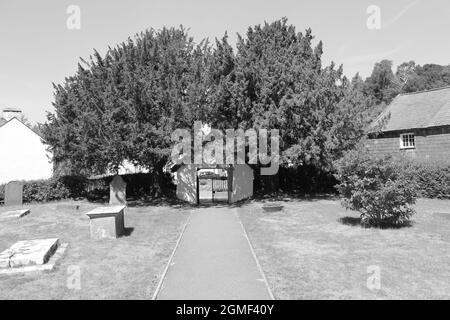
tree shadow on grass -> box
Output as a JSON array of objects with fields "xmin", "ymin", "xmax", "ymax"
[
  {"xmin": 338, "ymin": 216, "xmax": 414, "ymax": 229},
  {"xmin": 253, "ymin": 191, "xmax": 339, "ymax": 203},
  {"xmin": 126, "ymin": 196, "xmax": 188, "ymax": 208},
  {"xmin": 338, "ymin": 216, "xmax": 362, "ymax": 226},
  {"xmin": 85, "ymin": 194, "xmax": 192, "ymax": 209}
]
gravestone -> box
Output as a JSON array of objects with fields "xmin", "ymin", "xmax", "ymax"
[
  {"xmin": 110, "ymin": 175, "xmax": 126, "ymax": 205},
  {"xmin": 5, "ymin": 181, "xmax": 23, "ymax": 206}
]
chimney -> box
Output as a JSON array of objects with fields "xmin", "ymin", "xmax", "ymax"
[{"xmin": 2, "ymin": 108, "xmax": 22, "ymax": 121}]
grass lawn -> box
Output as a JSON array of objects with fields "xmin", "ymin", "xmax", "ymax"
[
  {"xmin": 239, "ymin": 197, "xmax": 450, "ymax": 299},
  {"xmin": 0, "ymin": 200, "xmax": 190, "ymax": 299}
]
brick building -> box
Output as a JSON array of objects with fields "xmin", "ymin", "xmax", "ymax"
[{"xmin": 366, "ymin": 86, "xmax": 450, "ymax": 163}]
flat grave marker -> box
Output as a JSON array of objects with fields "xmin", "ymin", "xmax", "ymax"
[{"xmin": 0, "ymin": 238, "xmax": 59, "ymax": 269}]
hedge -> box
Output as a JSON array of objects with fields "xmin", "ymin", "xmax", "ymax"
[
  {"xmin": 403, "ymin": 160, "xmax": 450, "ymax": 199},
  {"xmin": 0, "ymin": 176, "xmax": 88, "ymax": 204}
]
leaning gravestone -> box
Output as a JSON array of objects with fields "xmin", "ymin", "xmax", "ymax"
[
  {"xmin": 5, "ymin": 181, "xmax": 23, "ymax": 206},
  {"xmin": 0, "ymin": 209, "xmax": 30, "ymax": 221},
  {"xmin": 109, "ymin": 175, "xmax": 126, "ymax": 205}
]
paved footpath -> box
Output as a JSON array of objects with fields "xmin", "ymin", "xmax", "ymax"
[{"xmin": 155, "ymin": 207, "xmax": 273, "ymax": 300}]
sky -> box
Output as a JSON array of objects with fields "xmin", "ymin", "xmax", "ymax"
[{"xmin": 1, "ymin": 0, "xmax": 450, "ymax": 124}]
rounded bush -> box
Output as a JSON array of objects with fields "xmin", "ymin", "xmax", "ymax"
[{"xmin": 334, "ymin": 148, "xmax": 417, "ymax": 227}]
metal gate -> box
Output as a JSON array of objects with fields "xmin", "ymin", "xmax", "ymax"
[{"xmin": 211, "ymin": 177, "xmax": 228, "ymax": 202}]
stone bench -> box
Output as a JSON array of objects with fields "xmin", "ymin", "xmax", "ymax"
[{"xmin": 85, "ymin": 205, "xmax": 126, "ymax": 239}]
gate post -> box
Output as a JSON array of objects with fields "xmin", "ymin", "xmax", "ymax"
[{"xmin": 227, "ymin": 165, "xmax": 233, "ymax": 204}]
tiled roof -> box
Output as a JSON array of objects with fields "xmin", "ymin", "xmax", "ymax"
[
  {"xmin": 370, "ymin": 86, "xmax": 450, "ymax": 132},
  {"xmin": 0, "ymin": 117, "xmax": 6, "ymax": 127}
]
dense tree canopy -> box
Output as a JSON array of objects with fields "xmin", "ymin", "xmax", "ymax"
[
  {"xmin": 42, "ymin": 19, "xmax": 374, "ymax": 178},
  {"xmin": 43, "ymin": 27, "xmax": 211, "ymax": 176}
]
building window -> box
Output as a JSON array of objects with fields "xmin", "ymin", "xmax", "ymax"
[{"xmin": 400, "ymin": 133, "xmax": 415, "ymax": 149}]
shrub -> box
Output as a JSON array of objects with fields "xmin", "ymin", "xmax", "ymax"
[{"xmin": 334, "ymin": 148, "xmax": 417, "ymax": 227}]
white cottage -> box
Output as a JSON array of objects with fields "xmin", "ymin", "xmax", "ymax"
[{"xmin": 0, "ymin": 109, "xmax": 53, "ymax": 184}]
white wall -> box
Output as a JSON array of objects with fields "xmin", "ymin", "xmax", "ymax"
[
  {"xmin": 0, "ymin": 119, "xmax": 53, "ymax": 184},
  {"xmin": 176, "ymin": 164, "xmax": 197, "ymax": 204},
  {"xmin": 231, "ymin": 164, "xmax": 253, "ymax": 203}
]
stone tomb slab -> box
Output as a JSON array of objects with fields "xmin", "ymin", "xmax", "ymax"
[
  {"xmin": 0, "ymin": 209, "xmax": 30, "ymax": 221},
  {"xmin": 0, "ymin": 243, "xmax": 68, "ymax": 275},
  {"xmin": 85, "ymin": 205, "xmax": 126, "ymax": 239},
  {"xmin": 0, "ymin": 238, "xmax": 59, "ymax": 269}
]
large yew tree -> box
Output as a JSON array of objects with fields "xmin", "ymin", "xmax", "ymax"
[{"xmin": 42, "ymin": 19, "xmax": 371, "ymax": 178}]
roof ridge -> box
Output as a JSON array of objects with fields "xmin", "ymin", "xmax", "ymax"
[{"xmin": 399, "ymin": 85, "xmax": 450, "ymax": 96}]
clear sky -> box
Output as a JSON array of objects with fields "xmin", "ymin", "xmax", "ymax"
[{"xmin": 1, "ymin": 0, "xmax": 449, "ymax": 123}]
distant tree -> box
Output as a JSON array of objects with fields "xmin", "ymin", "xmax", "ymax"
[
  {"xmin": 18, "ymin": 113, "xmax": 31, "ymax": 127},
  {"xmin": 402, "ymin": 63, "xmax": 450, "ymax": 93},
  {"xmin": 396, "ymin": 61, "xmax": 417, "ymax": 86},
  {"xmin": 365, "ymin": 60, "xmax": 400, "ymax": 104}
]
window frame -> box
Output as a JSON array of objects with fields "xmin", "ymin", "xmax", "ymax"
[{"xmin": 399, "ymin": 132, "xmax": 416, "ymax": 150}]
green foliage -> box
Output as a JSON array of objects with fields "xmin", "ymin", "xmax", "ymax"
[
  {"xmin": 21, "ymin": 179, "xmax": 70, "ymax": 203},
  {"xmin": 364, "ymin": 60, "xmax": 401, "ymax": 105},
  {"xmin": 334, "ymin": 147, "xmax": 417, "ymax": 227},
  {"xmin": 85, "ymin": 173, "xmax": 175, "ymax": 202},
  {"xmin": 222, "ymin": 18, "xmax": 373, "ymax": 171},
  {"xmin": 0, "ymin": 177, "xmax": 88, "ymax": 204},
  {"xmin": 403, "ymin": 160, "xmax": 450, "ymax": 199},
  {"xmin": 401, "ymin": 63, "xmax": 450, "ymax": 93},
  {"xmin": 42, "ymin": 27, "xmax": 213, "ymax": 177},
  {"xmin": 363, "ymin": 60, "xmax": 450, "ymax": 105}
]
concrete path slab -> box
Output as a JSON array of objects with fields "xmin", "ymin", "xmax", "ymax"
[{"xmin": 156, "ymin": 207, "xmax": 273, "ymax": 300}]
